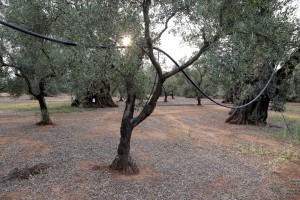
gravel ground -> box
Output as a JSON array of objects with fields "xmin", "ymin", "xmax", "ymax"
[{"xmin": 0, "ymin": 97, "xmax": 298, "ymax": 200}]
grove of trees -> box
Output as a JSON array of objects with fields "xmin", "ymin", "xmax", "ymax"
[{"xmin": 0, "ymin": 0, "xmax": 299, "ymax": 173}]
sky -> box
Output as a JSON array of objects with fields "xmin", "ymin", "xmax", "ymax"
[{"xmin": 160, "ymin": 32, "xmax": 196, "ymax": 67}]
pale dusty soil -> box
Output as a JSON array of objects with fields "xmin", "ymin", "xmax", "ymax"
[{"xmin": 0, "ymin": 96, "xmax": 300, "ymax": 200}]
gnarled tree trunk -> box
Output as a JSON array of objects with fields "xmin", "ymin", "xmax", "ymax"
[
  {"xmin": 72, "ymin": 81, "xmax": 118, "ymax": 108},
  {"xmin": 226, "ymin": 48, "xmax": 300, "ymax": 125},
  {"xmin": 225, "ymin": 95, "xmax": 270, "ymax": 125}
]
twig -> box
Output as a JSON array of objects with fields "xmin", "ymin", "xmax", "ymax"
[{"xmin": 280, "ymin": 112, "xmax": 292, "ymax": 133}]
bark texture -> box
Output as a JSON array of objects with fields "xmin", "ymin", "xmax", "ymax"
[
  {"xmin": 34, "ymin": 78, "xmax": 52, "ymax": 125},
  {"xmin": 225, "ymin": 96, "xmax": 270, "ymax": 125},
  {"xmin": 110, "ymin": 79, "xmax": 139, "ymax": 174}
]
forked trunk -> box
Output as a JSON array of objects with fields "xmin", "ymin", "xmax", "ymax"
[
  {"xmin": 110, "ymin": 76, "xmax": 164, "ymax": 174},
  {"xmin": 110, "ymin": 93, "xmax": 139, "ymax": 174},
  {"xmin": 110, "ymin": 119, "xmax": 139, "ymax": 174},
  {"xmin": 36, "ymin": 94, "xmax": 52, "ymax": 125},
  {"xmin": 225, "ymin": 95, "xmax": 270, "ymax": 125}
]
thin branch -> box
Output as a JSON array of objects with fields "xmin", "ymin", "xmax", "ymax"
[
  {"xmin": 162, "ymin": 0, "xmax": 231, "ymax": 79},
  {"xmin": 44, "ymin": 73, "xmax": 56, "ymax": 79},
  {"xmin": 153, "ymin": 11, "xmax": 177, "ymax": 42},
  {"xmin": 1, "ymin": 62, "xmax": 21, "ymax": 70},
  {"xmin": 41, "ymin": 48, "xmax": 51, "ymax": 60},
  {"xmin": 161, "ymin": 36, "xmax": 215, "ymax": 79},
  {"xmin": 41, "ymin": 48, "xmax": 56, "ymax": 74},
  {"xmin": 14, "ymin": 73, "xmax": 23, "ymax": 78}
]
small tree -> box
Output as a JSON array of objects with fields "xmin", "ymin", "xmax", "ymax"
[
  {"xmin": 162, "ymin": 75, "xmax": 177, "ymax": 102},
  {"xmin": 184, "ymin": 61, "xmax": 207, "ymax": 105}
]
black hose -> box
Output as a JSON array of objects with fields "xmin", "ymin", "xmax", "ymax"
[
  {"xmin": 150, "ymin": 46, "xmax": 277, "ymax": 109},
  {"xmin": 0, "ymin": 19, "xmax": 76, "ymax": 46},
  {"xmin": 98, "ymin": 44, "xmax": 277, "ymax": 109}
]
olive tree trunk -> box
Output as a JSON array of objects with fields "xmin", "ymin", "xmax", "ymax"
[
  {"xmin": 225, "ymin": 95, "xmax": 270, "ymax": 125},
  {"xmin": 110, "ymin": 93, "xmax": 139, "ymax": 174},
  {"xmin": 171, "ymin": 91, "xmax": 175, "ymax": 99},
  {"xmin": 36, "ymin": 93, "xmax": 52, "ymax": 125},
  {"xmin": 110, "ymin": 76, "xmax": 164, "ymax": 174},
  {"xmin": 226, "ymin": 48, "xmax": 300, "ymax": 125},
  {"xmin": 197, "ymin": 97, "xmax": 202, "ymax": 106},
  {"xmin": 71, "ymin": 82, "xmax": 118, "ymax": 108}
]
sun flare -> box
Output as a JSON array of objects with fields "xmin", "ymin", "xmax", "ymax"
[{"xmin": 122, "ymin": 36, "xmax": 131, "ymax": 46}]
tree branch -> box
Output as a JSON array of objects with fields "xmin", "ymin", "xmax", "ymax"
[
  {"xmin": 142, "ymin": 0, "xmax": 163, "ymax": 78},
  {"xmin": 161, "ymin": 37, "xmax": 214, "ymax": 79},
  {"xmin": 41, "ymin": 48, "xmax": 57, "ymax": 75},
  {"xmin": 162, "ymin": 0, "xmax": 232, "ymax": 79},
  {"xmin": 153, "ymin": 11, "xmax": 177, "ymax": 42}
]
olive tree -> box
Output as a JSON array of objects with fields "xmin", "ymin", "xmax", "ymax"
[
  {"xmin": 110, "ymin": 0, "xmax": 238, "ymax": 173},
  {"xmin": 0, "ymin": 0, "xmax": 74, "ymax": 125}
]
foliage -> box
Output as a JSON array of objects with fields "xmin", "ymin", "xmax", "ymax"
[
  {"xmin": 0, "ymin": 0, "xmax": 74, "ymax": 97},
  {"xmin": 287, "ymin": 65, "xmax": 300, "ymax": 102},
  {"xmin": 5, "ymin": 77, "xmax": 27, "ymax": 98},
  {"xmin": 0, "ymin": 0, "xmax": 78, "ymax": 124},
  {"xmin": 178, "ymin": 60, "xmax": 215, "ymax": 99},
  {"xmin": 60, "ymin": 1, "xmax": 147, "ymax": 105},
  {"xmin": 201, "ymin": 0, "xmax": 299, "ymax": 106}
]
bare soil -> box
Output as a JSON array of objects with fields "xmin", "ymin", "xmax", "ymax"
[{"xmin": 0, "ymin": 95, "xmax": 299, "ymax": 200}]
